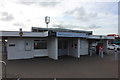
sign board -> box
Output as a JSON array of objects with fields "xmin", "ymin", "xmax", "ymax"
[{"xmin": 56, "ymin": 32, "xmax": 88, "ymax": 38}]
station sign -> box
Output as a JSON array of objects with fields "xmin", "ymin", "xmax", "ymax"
[{"xmin": 56, "ymin": 32, "xmax": 88, "ymax": 38}]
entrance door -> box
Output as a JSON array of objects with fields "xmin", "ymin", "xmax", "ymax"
[
  {"xmin": 69, "ymin": 38, "xmax": 80, "ymax": 58},
  {"xmin": 58, "ymin": 40, "xmax": 68, "ymax": 56},
  {"xmin": 80, "ymin": 39, "xmax": 88, "ymax": 55}
]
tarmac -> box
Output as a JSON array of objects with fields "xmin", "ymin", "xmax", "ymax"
[{"xmin": 1, "ymin": 50, "xmax": 119, "ymax": 78}]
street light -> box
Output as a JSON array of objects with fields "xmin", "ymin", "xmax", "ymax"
[
  {"xmin": 0, "ymin": 61, "xmax": 6, "ymax": 78},
  {"xmin": 45, "ymin": 16, "xmax": 50, "ymax": 28}
]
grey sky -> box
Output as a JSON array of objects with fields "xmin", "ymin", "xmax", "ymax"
[{"xmin": 0, "ymin": 0, "xmax": 118, "ymax": 35}]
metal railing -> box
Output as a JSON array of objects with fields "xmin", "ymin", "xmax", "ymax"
[{"xmin": 0, "ymin": 61, "xmax": 6, "ymax": 78}]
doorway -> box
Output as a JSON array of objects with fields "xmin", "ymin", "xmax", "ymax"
[{"xmin": 58, "ymin": 40, "xmax": 69, "ymax": 56}]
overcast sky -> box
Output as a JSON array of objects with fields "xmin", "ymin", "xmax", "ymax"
[{"xmin": 0, "ymin": 0, "xmax": 118, "ymax": 35}]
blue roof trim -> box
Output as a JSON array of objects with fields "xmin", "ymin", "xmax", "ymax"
[{"xmin": 56, "ymin": 32, "xmax": 89, "ymax": 38}]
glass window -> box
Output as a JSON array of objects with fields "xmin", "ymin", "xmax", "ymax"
[
  {"xmin": 58, "ymin": 40, "xmax": 68, "ymax": 49},
  {"xmin": 63, "ymin": 41, "xmax": 68, "ymax": 49},
  {"xmin": 34, "ymin": 40, "xmax": 47, "ymax": 49}
]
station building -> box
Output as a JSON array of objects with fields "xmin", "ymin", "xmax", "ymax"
[{"xmin": 1, "ymin": 27, "xmax": 114, "ymax": 60}]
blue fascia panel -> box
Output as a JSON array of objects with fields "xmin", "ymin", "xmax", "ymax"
[{"xmin": 56, "ymin": 32, "xmax": 88, "ymax": 38}]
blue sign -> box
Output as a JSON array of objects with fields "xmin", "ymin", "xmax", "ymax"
[{"xmin": 56, "ymin": 32, "xmax": 88, "ymax": 38}]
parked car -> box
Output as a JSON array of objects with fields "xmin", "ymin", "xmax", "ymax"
[
  {"xmin": 108, "ymin": 44, "xmax": 115, "ymax": 50},
  {"xmin": 118, "ymin": 45, "xmax": 120, "ymax": 50},
  {"xmin": 108, "ymin": 44, "xmax": 120, "ymax": 50}
]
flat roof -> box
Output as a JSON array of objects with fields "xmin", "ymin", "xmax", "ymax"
[
  {"xmin": 88, "ymin": 35, "xmax": 115, "ymax": 39},
  {"xmin": 31, "ymin": 27, "xmax": 93, "ymax": 34},
  {"xmin": 1, "ymin": 31, "xmax": 114, "ymax": 39},
  {"xmin": 0, "ymin": 28, "xmax": 115, "ymax": 40},
  {"xmin": 1, "ymin": 31, "xmax": 48, "ymax": 37}
]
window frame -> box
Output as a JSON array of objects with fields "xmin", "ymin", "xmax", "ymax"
[{"xmin": 34, "ymin": 40, "xmax": 47, "ymax": 49}]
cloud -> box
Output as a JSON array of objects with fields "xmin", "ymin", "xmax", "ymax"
[
  {"xmin": 87, "ymin": 24, "xmax": 101, "ymax": 29},
  {"xmin": 0, "ymin": 12, "xmax": 14, "ymax": 21},
  {"xmin": 13, "ymin": 20, "xmax": 31, "ymax": 28},
  {"xmin": 52, "ymin": 24, "xmax": 65, "ymax": 28},
  {"xmin": 77, "ymin": 24, "xmax": 101, "ymax": 30},
  {"xmin": 1, "ymin": 12, "xmax": 8, "ymax": 16},
  {"xmin": 26, "ymin": 19, "xmax": 31, "ymax": 22},
  {"xmin": 52, "ymin": 23, "xmax": 101, "ymax": 30},
  {"xmin": 17, "ymin": 0, "xmax": 61, "ymax": 7},
  {"xmin": 65, "ymin": 7, "xmax": 98, "ymax": 22},
  {"xmin": 38, "ymin": 2, "xmax": 60, "ymax": 7},
  {"xmin": 13, "ymin": 22, "xmax": 24, "ymax": 27}
]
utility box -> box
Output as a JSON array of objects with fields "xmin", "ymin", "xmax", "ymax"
[{"xmin": 25, "ymin": 41, "xmax": 32, "ymax": 51}]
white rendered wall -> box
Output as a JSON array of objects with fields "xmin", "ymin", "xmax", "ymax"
[
  {"xmin": 69, "ymin": 38, "xmax": 80, "ymax": 58},
  {"xmin": 7, "ymin": 37, "xmax": 48, "ymax": 60},
  {"xmin": 80, "ymin": 39, "xmax": 89, "ymax": 55},
  {"xmin": 48, "ymin": 37, "xmax": 58, "ymax": 60},
  {"xmin": 103, "ymin": 40, "xmax": 108, "ymax": 54}
]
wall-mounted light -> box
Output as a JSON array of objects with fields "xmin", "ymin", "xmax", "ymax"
[{"xmin": 19, "ymin": 28, "xmax": 23, "ymax": 37}]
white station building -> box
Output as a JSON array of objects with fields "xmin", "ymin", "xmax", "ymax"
[{"xmin": 1, "ymin": 27, "xmax": 114, "ymax": 60}]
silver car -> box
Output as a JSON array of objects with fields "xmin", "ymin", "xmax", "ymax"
[{"xmin": 108, "ymin": 44, "xmax": 120, "ymax": 50}]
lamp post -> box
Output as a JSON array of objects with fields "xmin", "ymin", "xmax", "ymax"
[
  {"xmin": 0, "ymin": 61, "xmax": 6, "ymax": 78},
  {"xmin": 45, "ymin": 16, "xmax": 50, "ymax": 28}
]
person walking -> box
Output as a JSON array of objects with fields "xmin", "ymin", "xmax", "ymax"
[
  {"xmin": 99, "ymin": 45, "xmax": 104, "ymax": 58},
  {"xmin": 101, "ymin": 45, "xmax": 104, "ymax": 58}
]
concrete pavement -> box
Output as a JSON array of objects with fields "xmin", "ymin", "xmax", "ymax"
[{"xmin": 1, "ymin": 50, "xmax": 119, "ymax": 78}]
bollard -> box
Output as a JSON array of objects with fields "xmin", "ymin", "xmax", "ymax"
[
  {"xmin": 101, "ymin": 51, "xmax": 103, "ymax": 58},
  {"xmin": 114, "ymin": 50, "xmax": 118, "ymax": 60}
]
